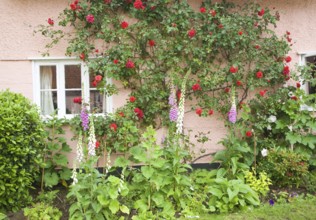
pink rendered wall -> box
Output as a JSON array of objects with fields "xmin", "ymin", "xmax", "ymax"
[{"xmin": 1, "ymin": 0, "xmax": 316, "ymax": 165}]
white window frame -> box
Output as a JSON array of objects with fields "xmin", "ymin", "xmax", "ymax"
[
  {"xmin": 31, "ymin": 57, "xmax": 113, "ymax": 118},
  {"xmin": 298, "ymin": 52, "xmax": 316, "ymax": 111}
]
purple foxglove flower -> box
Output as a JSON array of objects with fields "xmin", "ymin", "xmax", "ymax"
[
  {"xmin": 80, "ymin": 107, "xmax": 89, "ymax": 131},
  {"xmin": 169, "ymin": 105, "xmax": 178, "ymax": 122},
  {"xmin": 228, "ymin": 104, "xmax": 237, "ymax": 123}
]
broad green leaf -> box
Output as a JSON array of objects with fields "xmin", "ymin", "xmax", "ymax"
[
  {"xmin": 141, "ymin": 166, "xmax": 154, "ymax": 179},
  {"xmin": 120, "ymin": 205, "xmax": 130, "ymax": 214},
  {"xmin": 208, "ymin": 188, "xmax": 223, "ymax": 198},
  {"xmin": 44, "ymin": 172, "xmax": 59, "ymax": 187},
  {"xmin": 114, "ymin": 157, "xmax": 129, "ymax": 167},
  {"xmin": 53, "ymin": 154, "xmax": 68, "ymax": 167},
  {"xmin": 109, "ymin": 200, "xmax": 120, "ymax": 214}
]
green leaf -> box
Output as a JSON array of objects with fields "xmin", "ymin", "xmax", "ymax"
[
  {"xmin": 141, "ymin": 166, "xmax": 154, "ymax": 179},
  {"xmin": 44, "ymin": 172, "xmax": 59, "ymax": 187},
  {"xmin": 53, "ymin": 154, "xmax": 68, "ymax": 167},
  {"xmin": 114, "ymin": 157, "xmax": 129, "ymax": 167},
  {"xmin": 109, "ymin": 200, "xmax": 120, "ymax": 214},
  {"xmin": 59, "ymin": 168, "xmax": 71, "ymax": 180},
  {"xmin": 120, "ymin": 205, "xmax": 130, "ymax": 214},
  {"xmin": 286, "ymin": 132, "xmax": 302, "ymax": 145},
  {"xmin": 97, "ymin": 195, "xmax": 109, "ymax": 206},
  {"xmin": 208, "ymin": 188, "xmax": 223, "ymax": 198}
]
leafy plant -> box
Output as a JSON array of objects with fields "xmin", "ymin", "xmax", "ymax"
[
  {"xmin": 24, "ymin": 203, "xmax": 62, "ymax": 220},
  {"xmin": 258, "ymin": 148, "xmax": 309, "ymax": 188},
  {"xmin": 0, "ymin": 90, "xmax": 45, "ymax": 212},
  {"xmin": 244, "ymin": 169, "xmax": 272, "ymax": 198},
  {"xmin": 42, "ymin": 114, "xmax": 72, "ymax": 188}
]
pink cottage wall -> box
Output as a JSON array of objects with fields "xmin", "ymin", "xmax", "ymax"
[{"xmin": 0, "ymin": 0, "xmax": 316, "ymax": 165}]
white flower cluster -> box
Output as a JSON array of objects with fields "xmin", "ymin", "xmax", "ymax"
[
  {"xmin": 76, "ymin": 132, "xmax": 84, "ymax": 163},
  {"xmin": 176, "ymin": 71, "xmax": 190, "ymax": 134},
  {"xmin": 71, "ymin": 163, "xmax": 78, "ymax": 185},
  {"xmin": 261, "ymin": 148, "xmax": 268, "ymax": 157},
  {"xmin": 87, "ymin": 117, "xmax": 96, "ymax": 156}
]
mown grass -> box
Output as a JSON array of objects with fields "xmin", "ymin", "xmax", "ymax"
[{"xmin": 182, "ymin": 195, "xmax": 316, "ymax": 220}]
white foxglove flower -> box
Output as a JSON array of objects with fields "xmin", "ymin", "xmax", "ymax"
[
  {"xmin": 267, "ymin": 125, "xmax": 272, "ymax": 130},
  {"xmin": 261, "ymin": 148, "xmax": 268, "ymax": 157},
  {"xmin": 71, "ymin": 163, "xmax": 78, "ymax": 185},
  {"xmin": 288, "ymin": 125, "xmax": 293, "ymax": 131},
  {"xmin": 88, "ymin": 117, "xmax": 96, "ymax": 156},
  {"xmin": 267, "ymin": 115, "xmax": 277, "ymax": 123},
  {"xmin": 76, "ymin": 132, "xmax": 84, "ymax": 163}
]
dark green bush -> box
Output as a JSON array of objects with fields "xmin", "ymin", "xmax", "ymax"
[{"xmin": 0, "ymin": 90, "xmax": 45, "ymax": 212}]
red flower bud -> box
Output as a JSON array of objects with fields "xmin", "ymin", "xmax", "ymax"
[
  {"xmin": 95, "ymin": 75, "xmax": 102, "ymax": 82},
  {"xmin": 121, "ymin": 21, "xmax": 129, "ymax": 29},
  {"xmin": 200, "ymin": 7, "xmax": 206, "ymax": 13},
  {"xmin": 195, "ymin": 108, "xmax": 202, "ymax": 116},
  {"xmin": 129, "ymin": 96, "xmax": 136, "ymax": 102},
  {"xmin": 110, "ymin": 123, "xmax": 117, "ymax": 131},
  {"xmin": 48, "ymin": 18, "xmax": 54, "ymax": 26},
  {"xmin": 258, "ymin": 8, "xmax": 265, "ymax": 16},
  {"xmin": 256, "ymin": 71, "xmax": 263, "ymax": 78},
  {"xmin": 246, "ymin": 130, "xmax": 253, "ymax": 137}
]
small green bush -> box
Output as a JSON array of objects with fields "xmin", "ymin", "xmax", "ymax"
[
  {"xmin": 0, "ymin": 90, "xmax": 45, "ymax": 211},
  {"xmin": 258, "ymin": 148, "xmax": 309, "ymax": 188},
  {"xmin": 24, "ymin": 202, "xmax": 62, "ymax": 220}
]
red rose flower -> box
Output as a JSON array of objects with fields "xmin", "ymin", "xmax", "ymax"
[
  {"xmin": 148, "ymin": 40, "xmax": 155, "ymax": 47},
  {"xmin": 200, "ymin": 7, "xmax": 206, "ymax": 13},
  {"xmin": 118, "ymin": 112, "xmax": 125, "ymax": 117},
  {"xmin": 256, "ymin": 71, "xmax": 263, "ymax": 78},
  {"xmin": 254, "ymin": 45, "xmax": 260, "ymax": 49},
  {"xmin": 188, "ymin": 29, "xmax": 196, "ymax": 38},
  {"xmin": 92, "ymin": 80, "xmax": 97, "ymax": 87},
  {"xmin": 230, "ymin": 66, "xmax": 238, "ymax": 73},
  {"xmin": 283, "ymin": 66, "xmax": 290, "ymax": 76},
  {"xmin": 79, "ymin": 53, "xmax": 85, "ymax": 60},
  {"xmin": 259, "ymin": 90, "xmax": 267, "ymax": 97},
  {"xmin": 218, "ymin": 24, "xmax": 223, "ymax": 29},
  {"xmin": 70, "ymin": 3, "xmax": 77, "ymax": 10},
  {"xmin": 86, "ymin": 14, "xmax": 95, "ymax": 23},
  {"xmin": 176, "ymin": 89, "xmax": 181, "ymax": 101},
  {"xmin": 48, "ymin": 18, "xmax": 54, "ymax": 26},
  {"xmin": 209, "ymin": 9, "xmax": 216, "ymax": 17},
  {"xmin": 285, "ymin": 56, "xmax": 292, "ymax": 63},
  {"xmin": 192, "ymin": 83, "xmax": 201, "ymax": 91},
  {"xmin": 291, "ymin": 96, "xmax": 298, "ymax": 101},
  {"xmin": 129, "ymin": 96, "xmax": 136, "ymax": 102},
  {"xmin": 134, "ymin": 0, "xmax": 145, "ymax": 9},
  {"xmin": 236, "ymin": 80, "xmax": 242, "ymax": 86},
  {"xmin": 238, "ymin": 31, "xmax": 243, "ymax": 36},
  {"xmin": 286, "ymin": 36, "xmax": 292, "ymax": 43},
  {"xmin": 121, "ymin": 21, "xmax": 129, "ymax": 29},
  {"xmin": 224, "ymin": 87, "xmax": 230, "ymax": 93},
  {"xmin": 134, "ymin": 107, "xmax": 144, "ymax": 119},
  {"xmin": 73, "ymin": 97, "xmax": 82, "ymax": 104},
  {"xmin": 296, "ymin": 82, "xmax": 301, "ymax": 88},
  {"xmin": 110, "ymin": 123, "xmax": 117, "ymax": 131},
  {"xmin": 258, "ymin": 8, "xmax": 265, "ymax": 16},
  {"xmin": 195, "ymin": 108, "xmax": 202, "ymax": 116},
  {"xmin": 246, "ymin": 130, "xmax": 253, "ymax": 137},
  {"xmin": 286, "ymin": 31, "xmax": 291, "ymax": 35},
  {"xmin": 104, "ymin": 0, "xmax": 112, "ymax": 3},
  {"xmin": 95, "ymin": 141, "xmax": 100, "ymax": 149},
  {"xmin": 95, "ymin": 49, "xmax": 99, "ymax": 53},
  {"xmin": 95, "ymin": 75, "xmax": 102, "ymax": 82},
  {"xmin": 113, "ymin": 59, "xmax": 119, "ymax": 64},
  {"xmin": 208, "ymin": 109, "xmax": 214, "ymax": 115},
  {"xmin": 126, "ymin": 60, "xmax": 135, "ymax": 68}
]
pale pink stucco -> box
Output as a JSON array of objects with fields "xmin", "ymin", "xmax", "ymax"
[{"xmin": 1, "ymin": 0, "xmax": 316, "ymax": 165}]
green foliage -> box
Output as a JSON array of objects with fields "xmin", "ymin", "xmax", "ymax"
[
  {"xmin": 42, "ymin": 114, "xmax": 72, "ymax": 188},
  {"xmin": 258, "ymin": 148, "xmax": 309, "ymax": 188},
  {"xmin": 0, "ymin": 90, "xmax": 45, "ymax": 212},
  {"xmin": 244, "ymin": 169, "xmax": 272, "ymax": 198},
  {"xmin": 127, "ymin": 126, "xmax": 192, "ymax": 219},
  {"xmin": 303, "ymin": 170, "xmax": 316, "ymax": 194},
  {"xmin": 0, "ymin": 213, "xmax": 7, "ymax": 220},
  {"xmin": 24, "ymin": 203, "xmax": 62, "ymax": 220}
]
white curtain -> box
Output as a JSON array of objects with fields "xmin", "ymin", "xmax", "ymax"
[{"xmin": 40, "ymin": 66, "xmax": 54, "ymax": 115}]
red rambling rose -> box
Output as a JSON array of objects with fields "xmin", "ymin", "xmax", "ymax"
[
  {"xmin": 95, "ymin": 141, "xmax": 100, "ymax": 149},
  {"xmin": 296, "ymin": 82, "xmax": 301, "ymax": 88},
  {"xmin": 79, "ymin": 53, "xmax": 85, "ymax": 60},
  {"xmin": 104, "ymin": 0, "xmax": 111, "ymax": 3},
  {"xmin": 283, "ymin": 66, "xmax": 290, "ymax": 75},
  {"xmin": 113, "ymin": 59, "xmax": 119, "ymax": 64},
  {"xmin": 148, "ymin": 40, "xmax": 155, "ymax": 47},
  {"xmin": 286, "ymin": 31, "xmax": 291, "ymax": 35},
  {"xmin": 118, "ymin": 112, "xmax": 124, "ymax": 117},
  {"xmin": 95, "ymin": 75, "xmax": 102, "ymax": 82},
  {"xmin": 259, "ymin": 90, "xmax": 267, "ymax": 97},
  {"xmin": 238, "ymin": 31, "xmax": 243, "ymax": 35},
  {"xmin": 70, "ymin": 3, "xmax": 77, "ymax": 10},
  {"xmin": 256, "ymin": 71, "xmax": 263, "ymax": 78},
  {"xmin": 195, "ymin": 108, "xmax": 202, "ymax": 116},
  {"xmin": 73, "ymin": 97, "xmax": 82, "ymax": 104},
  {"xmin": 121, "ymin": 21, "xmax": 129, "ymax": 29},
  {"xmin": 246, "ymin": 130, "xmax": 253, "ymax": 137},
  {"xmin": 129, "ymin": 96, "xmax": 136, "ymax": 102},
  {"xmin": 86, "ymin": 14, "xmax": 95, "ymax": 23},
  {"xmin": 210, "ymin": 9, "xmax": 216, "ymax": 17},
  {"xmin": 110, "ymin": 123, "xmax": 117, "ymax": 131},
  {"xmin": 285, "ymin": 56, "xmax": 292, "ymax": 63},
  {"xmin": 200, "ymin": 7, "xmax": 206, "ymax": 13},
  {"xmin": 95, "ymin": 49, "xmax": 99, "ymax": 53},
  {"xmin": 236, "ymin": 80, "xmax": 242, "ymax": 86},
  {"xmin": 188, "ymin": 29, "xmax": 196, "ymax": 38},
  {"xmin": 48, "ymin": 18, "xmax": 54, "ymax": 26},
  {"xmin": 255, "ymin": 45, "xmax": 260, "ymax": 49},
  {"xmin": 208, "ymin": 109, "xmax": 214, "ymax": 115},
  {"xmin": 92, "ymin": 80, "xmax": 97, "ymax": 87},
  {"xmin": 126, "ymin": 60, "xmax": 135, "ymax": 68},
  {"xmin": 291, "ymin": 96, "xmax": 298, "ymax": 101},
  {"xmin": 134, "ymin": 0, "xmax": 145, "ymax": 9},
  {"xmin": 258, "ymin": 8, "xmax": 265, "ymax": 16},
  {"xmin": 224, "ymin": 87, "xmax": 230, "ymax": 93},
  {"xmin": 192, "ymin": 83, "xmax": 201, "ymax": 91},
  {"xmin": 230, "ymin": 66, "xmax": 238, "ymax": 73},
  {"xmin": 218, "ymin": 24, "xmax": 223, "ymax": 29},
  {"xmin": 134, "ymin": 108, "xmax": 144, "ymax": 119}
]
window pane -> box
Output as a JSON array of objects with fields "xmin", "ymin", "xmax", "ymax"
[
  {"xmin": 90, "ymin": 90, "xmax": 106, "ymax": 113},
  {"xmin": 40, "ymin": 66, "xmax": 57, "ymax": 115},
  {"xmin": 66, "ymin": 90, "xmax": 82, "ymax": 114},
  {"xmin": 40, "ymin": 91, "xmax": 57, "ymax": 115},
  {"xmin": 306, "ymin": 56, "xmax": 316, "ymax": 94},
  {"xmin": 65, "ymin": 65, "xmax": 81, "ymax": 89}
]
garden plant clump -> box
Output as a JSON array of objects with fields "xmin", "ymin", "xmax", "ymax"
[{"xmin": 2, "ymin": 0, "xmax": 316, "ymax": 219}]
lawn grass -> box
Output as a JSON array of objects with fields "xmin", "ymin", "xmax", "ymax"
[{"xmin": 182, "ymin": 195, "xmax": 316, "ymax": 220}]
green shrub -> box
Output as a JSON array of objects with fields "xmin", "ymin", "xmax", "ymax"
[
  {"xmin": 24, "ymin": 202, "xmax": 62, "ymax": 220},
  {"xmin": 0, "ymin": 90, "xmax": 45, "ymax": 211},
  {"xmin": 258, "ymin": 148, "xmax": 309, "ymax": 188}
]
